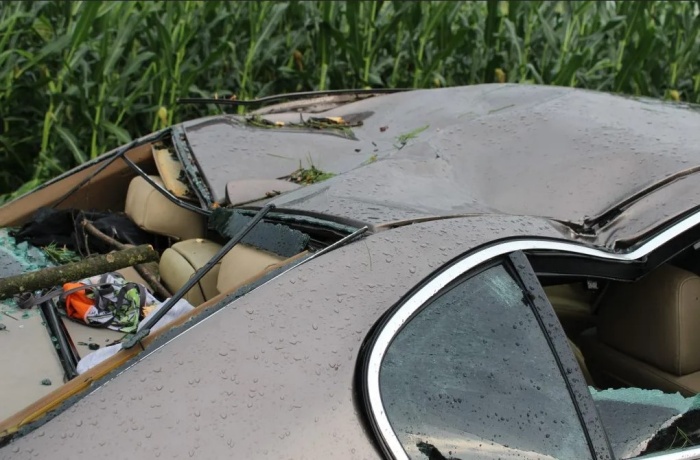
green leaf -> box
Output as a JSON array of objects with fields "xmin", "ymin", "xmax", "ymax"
[
  {"xmin": 396, "ymin": 124, "xmax": 430, "ymax": 148},
  {"xmin": 554, "ymin": 53, "xmax": 585, "ymax": 87},
  {"xmin": 32, "ymin": 16, "xmax": 54, "ymax": 43},
  {"xmin": 102, "ymin": 121, "xmax": 131, "ymax": 144},
  {"xmin": 54, "ymin": 125, "xmax": 87, "ymax": 164},
  {"xmin": 68, "ymin": 1, "xmax": 101, "ymax": 53}
]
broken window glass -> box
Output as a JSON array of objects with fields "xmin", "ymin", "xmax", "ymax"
[{"xmin": 591, "ymin": 386, "xmax": 700, "ymax": 458}]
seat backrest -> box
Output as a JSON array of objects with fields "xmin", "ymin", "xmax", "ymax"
[
  {"xmin": 598, "ymin": 264, "xmax": 700, "ymax": 376},
  {"xmin": 567, "ymin": 338, "xmax": 594, "ymax": 386},
  {"xmin": 544, "ymin": 283, "xmax": 597, "ymax": 339},
  {"xmin": 159, "ymin": 239, "xmax": 288, "ymax": 306},
  {"xmin": 159, "ymin": 239, "xmax": 223, "ymax": 305},
  {"xmin": 216, "ymin": 244, "xmax": 285, "ymax": 295},
  {"xmin": 125, "ymin": 175, "xmax": 205, "ymax": 241}
]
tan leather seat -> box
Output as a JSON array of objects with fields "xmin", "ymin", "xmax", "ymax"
[
  {"xmin": 216, "ymin": 245, "xmax": 284, "ymax": 294},
  {"xmin": 567, "ymin": 338, "xmax": 594, "ymax": 386},
  {"xmin": 160, "ymin": 239, "xmax": 286, "ymax": 305},
  {"xmin": 543, "ymin": 284, "xmax": 595, "ymax": 385},
  {"xmin": 125, "ymin": 175, "xmax": 205, "ymax": 241},
  {"xmin": 160, "ymin": 239, "xmax": 223, "ymax": 305},
  {"xmin": 579, "ymin": 264, "xmax": 700, "ymax": 396},
  {"xmin": 544, "ymin": 283, "xmax": 597, "ymax": 338}
]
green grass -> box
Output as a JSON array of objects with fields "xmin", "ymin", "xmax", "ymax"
[
  {"xmin": 669, "ymin": 427, "xmax": 694, "ymax": 450},
  {"xmin": 42, "ymin": 242, "xmax": 80, "ymax": 265},
  {"xmin": 396, "ymin": 125, "xmax": 430, "ymax": 149},
  {"xmin": 0, "ymin": 1, "xmax": 699, "ymax": 201},
  {"xmin": 288, "ymin": 158, "xmax": 336, "ymax": 184}
]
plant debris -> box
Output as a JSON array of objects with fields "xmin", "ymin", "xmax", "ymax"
[
  {"xmin": 288, "ymin": 164, "xmax": 336, "ymax": 184},
  {"xmin": 306, "ymin": 116, "xmax": 361, "ymax": 129},
  {"xmin": 42, "ymin": 243, "xmax": 81, "ymax": 265},
  {"xmin": 396, "ymin": 124, "xmax": 430, "ymax": 149},
  {"xmin": 245, "ymin": 115, "xmax": 283, "ymax": 129},
  {"xmin": 2, "ymin": 311, "xmax": 18, "ymax": 321},
  {"xmin": 245, "ymin": 114, "xmax": 360, "ymax": 139}
]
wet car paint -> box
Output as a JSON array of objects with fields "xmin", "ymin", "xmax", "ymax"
[
  {"xmin": 184, "ymin": 84, "xmax": 700, "ymax": 249},
  {"xmin": 0, "ymin": 215, "xmax": 567, "ymax": 459},
  {"xmin": 4, "ymin": 84, "xmax": 700, "ymax": 459}
]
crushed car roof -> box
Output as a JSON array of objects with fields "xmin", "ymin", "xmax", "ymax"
[{"xmin": 184, "ymin": 84, "xmax": 700, "ymax": 248}]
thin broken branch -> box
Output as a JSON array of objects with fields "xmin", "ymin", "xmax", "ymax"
[{"xmin": 81, "ymin": 219, "xmax": 172, "ymax": 299}]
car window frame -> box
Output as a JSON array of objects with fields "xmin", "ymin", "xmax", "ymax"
[
  {"xmin": 509, "ymin": 251, "xmax": 610, "ymax": 458},
  {"xmin": 358, "ymin": 248, "xmax": 613, "ymax": 459},
  {"xmin": 358, "ymin": 232, "xmax": 700, "ymax": 460}
]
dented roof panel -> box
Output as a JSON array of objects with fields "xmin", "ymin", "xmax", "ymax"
[
  {"xmin": 183, "ymin": 116, "xmax": 373, "ymax": 203},
  {"xmin": 184, "ymin": 84, "xmax": 700, "ymax": 247}
]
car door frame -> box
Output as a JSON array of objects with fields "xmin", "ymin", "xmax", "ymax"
[
  {"xmin": 357, "ymin": 247, "xmax": 611, "ymax": 459},
  {"xmin": 357, "ymin": 237, "xmax": 700, "ymax": 460}
]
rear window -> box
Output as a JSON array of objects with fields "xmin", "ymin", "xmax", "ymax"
[{"xmin": 379, "ymin": 264, "xmax": 593, "ymax": 459}]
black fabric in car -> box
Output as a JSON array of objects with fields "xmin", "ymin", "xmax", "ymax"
[{"xmin": 11, "ymin": 207, "xmax": 165, "ymax": 256}]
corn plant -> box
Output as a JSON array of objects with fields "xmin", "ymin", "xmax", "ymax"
[{"xmin": 0, "ymin": 0, "xmax": 698, "ymax": 202}]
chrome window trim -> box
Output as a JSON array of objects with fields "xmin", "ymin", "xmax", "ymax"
[
  {"xmin": 366, "ymin": 209, "xmax": 700, "ymax": 460},
  {"xmin": 640, "ymin": 448, "xmax": 700, "ymax": 460}
]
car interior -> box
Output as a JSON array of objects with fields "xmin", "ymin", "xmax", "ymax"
[
  {"xmin": 0, "ymin": 137, "xmax": 351, "ymax": 427},
  {"xmin": 540, "ymin": 253, "xmax": 700, "ymax": 456},
  {"xmin": 542, "ymin": 256, "xmax": 700, "ymax": 397}
]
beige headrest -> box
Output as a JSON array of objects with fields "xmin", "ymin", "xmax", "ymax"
[
  {"xmin": 125, "ymin": 175, "xmax": 205, "ymax": 241},
  {"xmin": 598, "ymin": 264, "xmax": 700, "ymax": 376},
  {"xmin": 216, "ymin": 244, "xmax": 284, "ymax": 294}
]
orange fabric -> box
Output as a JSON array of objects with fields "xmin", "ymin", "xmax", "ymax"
[{"xmin": 63, "ymin": 282, "xmax": 94, "ymax": 323}]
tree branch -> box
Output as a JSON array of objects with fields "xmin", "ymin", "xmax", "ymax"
[
  {"xmin": 0, "ymin": 245, "xmax": 159, "ymax": 300},
  {"xmin": 81, "ymin": 219, "xmax": 172, "ymax": 299}
]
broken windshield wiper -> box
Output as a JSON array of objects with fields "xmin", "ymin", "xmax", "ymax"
[
  {"xmin": 178, "ymin": 88, "xmax": 411, "ymax": 109},
  {"xmin": 121, "ymin": 203, "xmax": 276, "ymax": 349}
]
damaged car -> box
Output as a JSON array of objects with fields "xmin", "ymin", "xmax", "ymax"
[{"xmin": 2, "ymin": 84, "xmax": 700, "ymax": 459}]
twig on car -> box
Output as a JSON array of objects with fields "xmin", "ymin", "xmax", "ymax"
[
  {"xmin": 0, "ymin": 245, "xmax": 159, "ymax": 300},
  {"xmin": 81, "ymin": 220, "xmax": 172, "ymax": 299}
]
